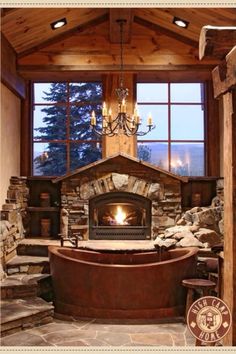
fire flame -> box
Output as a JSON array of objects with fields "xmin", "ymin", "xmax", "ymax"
[{"xmin": 114, "ymin": 206, "xmax": 126, "ymax": 225}]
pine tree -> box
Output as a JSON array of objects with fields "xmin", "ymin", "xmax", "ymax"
[{"xmin": 34, "ymin": 82, "xmax": 102, "ymax": 176}]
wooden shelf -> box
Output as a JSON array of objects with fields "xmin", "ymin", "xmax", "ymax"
[{"xmin": 27, "ymin": 207, "xmax": 59, "ymax": 212}]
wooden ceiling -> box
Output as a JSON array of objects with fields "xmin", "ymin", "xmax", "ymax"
[{"xmin": 1, "ymin": 7, "xmax": 236, "ymax": 78}]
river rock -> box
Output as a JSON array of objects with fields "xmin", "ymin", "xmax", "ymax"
[
  {"xmin": 189, "ymin": 207, "xmax": 202, "ymax": 214},
  {"xmin": 194, "ymin": 228, "xmax": 222, "ymax": 247},
  {"xmin": 176, "ymin": 217, "xmax": 186, "ymax": 226},
  {"xmin": 112, "ymin": 173, "xmax": 128, "ymax": 190},
  {"xmin": 211, "ymin": 196, "xmax": 223, "ymax": 208},
  {"xmin": 154, "ymin": 238, "xmax": 177, "ymax": 249},
  {"xmin": 192, "ymin": 207, "xmax": 221, "ymax": 228},
  {"xmin": 176, "ymin": 236, "xmax": 204, "ymax": 248},
  {"xmin": 173, "ymin": 230, "xmax": 194, "ymax": 240},
  {"xmin": 164, "ymin": 225, "xmax": 191, "ymax": 238},
  {"xmin": 189, "ymin": 224, "xmax": 200, "ymax": 233},
  {"xmin": 219, "ymin": 219, "xmax": 224, "ymax": 235}
]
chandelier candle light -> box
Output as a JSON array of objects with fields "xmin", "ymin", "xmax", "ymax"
[{"xmin": 90, "ymin": 19, "xmax": 155, "ymax": 137}]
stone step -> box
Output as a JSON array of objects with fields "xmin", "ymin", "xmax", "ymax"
[
  {"xmin": 1, "ymin": 273, "xmax": 52, "ymax": 300},
  {"xmin": 17, "ymin": 238, "xmax": 74, "ymax": 256},
  {"xmin": 1, "ymin": 297, "xmax": 54, "ymax": 337},
  {"xmin": 6, "ymin": 255, "xmax": 50, "ymax": 275}
]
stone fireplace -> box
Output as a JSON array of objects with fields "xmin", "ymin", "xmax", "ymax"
[{"xmin": 54, "ymin": 153, "xmax": 186, "ymax": 240}]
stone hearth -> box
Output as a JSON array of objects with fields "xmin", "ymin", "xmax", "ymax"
[{"xmin": 54, "ymin": 153, "xmax": 186, "ymax": 240}]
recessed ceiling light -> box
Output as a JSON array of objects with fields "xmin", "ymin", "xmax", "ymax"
[
  {"xmin": 173, "ymin": 17, "xmax": 189, "ymax": 29},
  {"xmin": 50, "ymin": 18, "xmax": 67, "ymax": 30}
]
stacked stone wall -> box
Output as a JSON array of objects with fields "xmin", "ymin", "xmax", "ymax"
[{"xmin": 0, "ymin": 176, "xmax": 29, "ymax": 278}]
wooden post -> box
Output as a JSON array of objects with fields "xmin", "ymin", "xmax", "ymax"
[
  {"xmin": 102, "ymin": 73, "xmax": 137, "ymax": 158},
  {"xmin": 222, "ymin": 89, "xmax": 236, "ymax": 345},
  {"xmin": 199, "ymin": 25, "xmax": 236, "ymax": 343}
]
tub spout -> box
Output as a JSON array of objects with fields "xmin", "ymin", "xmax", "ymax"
[{"xmin": 59, "ymin": 233, "xmax": 83, "ymax": 248}]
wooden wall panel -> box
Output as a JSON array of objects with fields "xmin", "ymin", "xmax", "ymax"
[
  {"xmin": 0, "ymin": 83, "xmax": 21, "ymax": 206},
  {"xmin": 102, "ymin": 73, "xmax": 137, "ymax": 158}
]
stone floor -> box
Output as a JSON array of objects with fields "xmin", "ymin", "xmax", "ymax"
[{"xmin": 1, "ymin": 317, "xmax": 196, "ymax": 347}]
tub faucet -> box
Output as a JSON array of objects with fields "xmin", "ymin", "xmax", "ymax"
[{"xmin": 59, "ymin": 233, "xmax": 83, "ymax": 248}]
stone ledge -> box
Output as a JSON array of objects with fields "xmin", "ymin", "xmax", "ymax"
[{"xmin": 1, "ymin": 297, "xmax": 54, "ymax": 336}]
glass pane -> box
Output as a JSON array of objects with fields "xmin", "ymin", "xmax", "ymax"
[
  {"xmin": 70, "ymin": 104, "xmax": 102, "ymax": 140},
  {"xmin": 137, "ymin": 83, "xmax": 168, "ymax": 103},
  {"xmin": 138, "ymin": 142, "xmax": 168, "ymax": 170},
  {"xmin": 137, "ymin": 105, "xmax": 168, "ymax": 140},
  {"xmin": 171, "ymin": 105, "xmax": 204, "ymax": 140},
  {"xmin": 33, "ymin": 142, "xmax": 66, "ymax": 176},
  {"xmin": 69, "ymin": 83, "xmax": 102, "ymax": 103},
  {"xmin": 171, "ymin": 143, "xmax": 204, "ymax": 176},
  {"xmin": 33, "ymin": 105, "xmax": 66, "ymax": 140},
  {"xmin": 34, "ymin": 83, "xmax": 67, "ymax": 103},
  {"xmin": 70, "ymin": 142, "xmax": 102, "ymax": 171},
  {"xmin": 170, "ymin": 83, "xmax": 204, "ymax": 103}
]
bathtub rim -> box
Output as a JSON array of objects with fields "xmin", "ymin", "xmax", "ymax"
[{"xmin": 48, "ymin": 245, "xmax": 199, "ymax": 269}]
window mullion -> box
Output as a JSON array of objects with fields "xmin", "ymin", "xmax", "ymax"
[
  {"xmin": 168, "ymin": 82, "xmax": 171, "ymax": 172},
  {"xmin": 66, "ymin": 82, "xmax": 70, "ymax": 173}
]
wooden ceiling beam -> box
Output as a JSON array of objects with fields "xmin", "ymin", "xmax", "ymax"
[
  {"xmin": 17, "ymin": 13, "xmax": 109, "ymax": 59},
  {"xmin": 134, "ymin": 16, "xmax": 198, "ymax": 48},
  {"xmin": 212, "ymin": 46, "xmax": 236, "ymax": 98},
  {"xmin": 18, "ymin": 64, "xmax": 216, "ymax": 75},
  {"xmin": 199, "ymin": 25, "xmax": 236, "ymax": 60},
  {"xmin": 109, "ymin": 8, "xmax": 133, "ymax": 43}
]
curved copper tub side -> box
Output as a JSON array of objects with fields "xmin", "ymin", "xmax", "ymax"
[{"xmin": 48, "ymin": 246, "xmax": 198, "ymax": 319}]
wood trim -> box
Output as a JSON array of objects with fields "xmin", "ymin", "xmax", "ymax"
[
  {"xmin": 20, "ymin": 80, "xmax": 32, "ymax": 176},
  {"xmin": 1, "ymin": 33, "xmax": 26, "ymax": 98},
  {"xmin": 134, "ymin": 16, "xmax": 198, "ymax": 49},
  {"xmin": 205, "ymin": 80, "xmax": 220, "ymax": 176},
  {"xmin": 17, "ymin": 13, "xmax": 109, "ymax": 59}
]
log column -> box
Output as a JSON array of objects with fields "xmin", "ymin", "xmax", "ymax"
[
  {"xmin": 199, "ymin": 26, "xmax": 236, "ymax": 344},
  {"xmin": 222, "ymin": 88, "xmax": 236, "ymax": 345},
  {"xmin": 102, "ymin": 73, "xmax": 137, "ymax": 158}
]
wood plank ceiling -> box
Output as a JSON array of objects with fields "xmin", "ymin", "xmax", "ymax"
[{"xmin": 1, "ymin": 7, "xmax": 236, "ymax": 77}]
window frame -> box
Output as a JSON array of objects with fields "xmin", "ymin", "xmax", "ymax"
[
  {"xmin": 136, "ymin": 81, "xmax": 207, "ymax": 176},
  {"xmin": 31, "ymin": 80, "xmax": 103, "ymax": 176}
]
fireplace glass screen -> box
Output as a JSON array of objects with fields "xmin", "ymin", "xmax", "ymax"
[{"xmin": 89, "ymin": 192, "xmax": 151, "ymax": 240}]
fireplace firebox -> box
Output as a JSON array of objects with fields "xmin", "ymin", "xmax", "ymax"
[{"xmin": 89, "ymin": 192, "xmax": 151, "ymax": 240}]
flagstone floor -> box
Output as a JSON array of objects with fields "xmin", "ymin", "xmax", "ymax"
[{"xmin": 1, "ymin": 317, "xmax": 196, "ymax": 347}]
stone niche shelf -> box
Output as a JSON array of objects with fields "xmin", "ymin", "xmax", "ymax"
[{"xmin": 26, "ymin": 177, "xmax": 61, "ymax": 239}]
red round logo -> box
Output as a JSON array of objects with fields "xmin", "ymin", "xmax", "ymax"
[{"xmin": 187, "ymin": 296, "xmax": 232, "ymax": 343}]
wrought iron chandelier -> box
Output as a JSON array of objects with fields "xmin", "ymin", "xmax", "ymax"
[{"xmin": 90, "ymin": 19, "xmax": 155, "ymax": 137}]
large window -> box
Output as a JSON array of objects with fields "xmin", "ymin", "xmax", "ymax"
[
  {"xmin": 137, "ymin": 83, "xmax": 205, "ymax": 176},
  {"xmin": 33, "ymin": 82, "xmax": 102, "ymax": 176}
]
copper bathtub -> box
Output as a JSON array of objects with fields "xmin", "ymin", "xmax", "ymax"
[{"xmin": 48, "ymin": 246, "xmax": 198, "ymax": 320}]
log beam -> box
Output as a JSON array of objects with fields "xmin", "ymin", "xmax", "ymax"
[
  {"xmin": 212, "ymin": 46, "xmax": 236, "ymax": 98},
  {"xmin": 222, "ymin": 89, "xmax": 236, "ymax": 345},
  {"xmin": 1, "ymin": 33, "xmax": 25, "ymax": 98},
  {"xmin": 134, "ymin": 16, "xmax": 198, "ymax": 49},
  {"xmin": 199, "ymin": 25, "xmax": 236, "ymax": 60}
]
